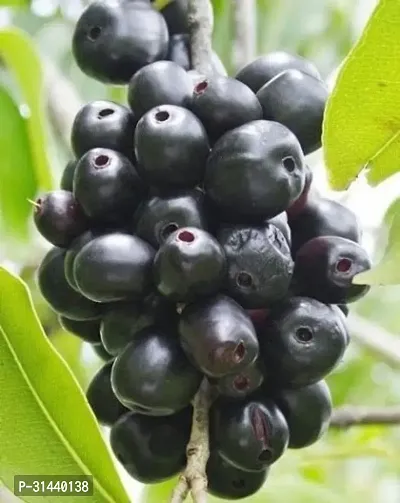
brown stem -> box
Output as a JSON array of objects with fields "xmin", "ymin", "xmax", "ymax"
[{"xmin": 330, "ymin": 405, "xmax": 400, "ymax": 428}]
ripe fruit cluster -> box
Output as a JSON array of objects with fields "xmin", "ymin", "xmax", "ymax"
[{"xmin": 34, "ymin": 0, "xmax": 372, "ymax": 500}]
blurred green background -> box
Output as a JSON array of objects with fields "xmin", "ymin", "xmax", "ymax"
[{"xmin": 1, "ymin": 0, "xmax": 399, "ymax": 502}]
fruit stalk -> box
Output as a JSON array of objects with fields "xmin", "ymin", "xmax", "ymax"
[
  {"xmin": 187, "ymin": 0, "xmax": 214, "ymax": 75},
  {"xmin": 170, "ymin": 380, "xmax": 213, "ymax": 503},
  {"xmin": 330, "ymin": 405, "xmax": 400, "ymax": 428}
]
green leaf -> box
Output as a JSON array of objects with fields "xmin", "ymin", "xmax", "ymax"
[
  {"xmin": 0, "ymin": 28, "xmax": 52, "ymax": 191},
  {"xmin": 0, "ymin": 85, "xmax": 36, "ymax": 239},
  {"xmin": 323, "ymin": 0, "xmax": 400, "ymax": 190},
  {"xmin": 0, "ymin": 0, "xmax": 29, "ymax": 5},
  {"xmin": 354, "ymin": 198, "xmax": 400, "ymax": 285},
  {"xmin": 0, "ymin": 267, "xmax": 130, "ymax": 503}
]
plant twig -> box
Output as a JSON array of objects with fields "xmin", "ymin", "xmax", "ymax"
[
  {"xmin": 233, "ymin": 0, "xmax": 257, "ymax": 72},
  {"xmin": 347, "ymin": 313, "xmax": 400, "ymax": 368},
  {"xmin": 44, "ymin": 58, "xmax": 83, "ymax": 153},
  {"xmin": 330, "ymin": 405, "xmax": 400, "ymax": 428},
  {"xmin": 170, "ymin": 380, "xmax": 213, "ymax": 503},
  {"xmin": 187, "ymin": 0, "xmax": 214, "ymax": 76}
]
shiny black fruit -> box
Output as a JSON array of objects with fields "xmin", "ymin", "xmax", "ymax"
[
  {"xmin": 38, "ymin": 247, "xmax": 102, "ymax": 320},
  {"xmin": 72, "ymin": 0, "xmax": 169, "ymax": 83},
  {"xmin": 236, "ymin": 51, "xmax": 321, "ymax": 93},
  {"xmin": 71, "ymin": 101, "xmax": 136, "ymax": 158},
  {"xmin": 74, "ymin": 232, "xmax": 155, "ymax": 303},
  {"xmin": 161, "ymin": 0, "xmax": 188, "ymax": 34},
  {"xmin": 268, "ymin": 212, "xmax": 291, "ymax": 247},
  {"xmin": 110, "ymin": 407, "xmax": 192, "ymax": 483},
  {"xmin": 100, "ymin": 295, "xmax": 177, "ymax": 356},
  {"xmin": 60, "ymin": 160, "xmax": 77, "ymax": 191},
  {"xmin": 64, "ymin": 230, "xmax": 100, "ymax": 291},
  {"xmin": 275, "ymin": 380, "xmax": 332, "ymax": 449},
  {"xmin": 154, "ymin": 227, "xmax": 226, "ymax": 302},
  {"xmin": 211, "ymin": 396, "xmax": 289, "ymax": 471},
  {"xmin": 205, "ymin": 120, "xmax": 305, "ymax": 221},
  {"xmin": 179, "ymin": 295, "xmax": 259, "ymax": 378},
  {"xmin": 257, "ymin": 69, "xmax": 329, "ymax": 154},
  {"xmin": 217, "ymin": 223, "xmax": 293, "ymax": 308},
  {"xmin": 212, "ymin": 359, "xmax": 265, "ymax": 399},
  {"xmin": 167, "ymin": 34, "xmax": 191, "ymax": 70},
  {"xmin": 92, "ymin": 342, "xmax": 113, "ymax": 362},
  {"xmin": 293, "ymin": 236, "xmax": 371, "ymax": 304},
  {"xmin": 258, "ymin": 297, "xmax": 348, "ymax": 388},
  {"xmin": 128, "ymin": 60, "xmax": 192, "ymax": 119},
  {"xmin": 34, "ymin": 190, "xmax": 88, "ymax": 248},
  {"xmin": 73, "ymin": 148, "xmax": 146, "ymax": 223},
  {"xmin": 207, "ymin": 452, "xmax": 268, "ymax": 500},
  {"xmin": 59, "ymin": 316, "xmax": 101, "ymax": 344},
  {"xmin": 112, "ymin": 327, "xmax": 202, "ymax": 414},
  {"xmin": 190, "ymin": 76, "xmax": 262, "ymax": 142},
  {"xmin": 286, "ymin": 163, "xmax": 314, "ymax": 219},
  {"xmin": 135, "ymin": 104, "xmax": 209, "ymax": 188},
  {"xmin": 86, "ymin": 362, "xmax": 128, "ymax": 426},
  {"xmin": 289, "ymin": 196, "xmax": 361, "ymax": 255},
  {"xmin": 133, "ymin": 189, "xmax": 207, "ymax": 248}
]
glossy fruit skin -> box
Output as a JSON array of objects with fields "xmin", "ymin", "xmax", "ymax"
[
  {"xmin": 211, "ymin": 396, "xmax": 289, "ymax": 471},
  {"xmin": 161, "ymin": 0, "xmax": 188, "ymax": 34},
  {"xmin": 179, "ymin": 295, "xmax": 259, "ymax": 378},
  {"xmin": 190, "ymin": 76, "xmax": 263, "ymax": 142},
  {"xmin": 257, "ymin": 69, "xmax": 329, "ymax": 155},
  {"xmin": 72, "ymin": 0, "xmax": 169, "ymax": 84},
  {"xmin": 258, "ymin": 297, "xmax": 348, "ymax": 388},
  {"xmin": 64, "ymin": 230, "xmax": 100, "ymax": 291},
  {"xmin": 338, "ymin": 304, "xmax": 349, "ymax": 317},
  {"xmin": 100, "ymin": 295, "xmax": 177, "ymax": 356},
  {"xmin": 112, "ymin": 327, "xmax": 202, "ymax": 415},
  {"xmin": 211, "ymin": 359, "xmax": 265, "ymax": 399},
  {"xmin": 217, "ymin": 223, "xmax": 293, "ymax": 308},
  {"xmin": 289, "ymin": 196, "xmax": 362, "ymax": 256},
  {"xmin": 92, "ymin": 342, "xmax": 114, "ymax": 362},
  {"xmin": 60, "ymin": 160, "xmax": 77, "ymax": 191},
  {"xmin": 167, "ymin": 34, "xmax": 191, "ymax": 70},
  {"xmin": 59, "ymin": 316, "xmax": 101, "ymax": 344},
  {"xmin": 292, "ymin": 236, "xmax": 371, "ymax": 304},
  {"xmin": 71, "ymin": 101, "xmax": 136, "ymax": 159},
  {"xmin": 128, "ymin": 60, "xmax": 192, "ymax": 120},
  {"xmin": 286, "ymin": 163, "xmax": 314, "ymax": 219},
  {"xmin": 135, "ymin": 104, "xmax": 209, "ymax": 188},
  {"xmin": 274, "ymin": 380, "xmax": 332, "ymax": 449},
  {"xmin": 207, "ymin": 452, "xmax": 269, "ymax": 500},
  {"xmin": 133, "ymin": 189, "xmax": 207, "ymax": 249},
  {"xmin": 34, "ymin": 190, "xmax": 88, "ymax": 248},
  {"xmin": 86, "ymin": 362, "xmax": 128, "ymax": 426},
  {"xmin": 205, "ymin": 120, "xmax": 305, "ymax": 222},
  {"xmin": 73, "ymin": 148, "xmax": 146, "ymax": 223},
  {"xmin": 154, "ymin": 227, "xmax": 226, "ymax": 302},
  {"xmin": 235, "ymin": 51, "xmax": 321, "ymax": 93},
  {"xmin": 268, "ymin": 212, "xmax": 291, "ymax": 247},
  {"xmin": 110, "ymin": 407, "xmax": 192, "ymax": 483},
  {"xmin": 38, "ymin": 247, "xmax": 102, "ymax": 320},
  {"xmin": 74, "ymin": 232, "xmax": 155, "ymax": 303}
]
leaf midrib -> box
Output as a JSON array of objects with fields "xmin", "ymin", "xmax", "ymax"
[{"xmin": 0, "ymin": 325, "xmax": 116, "ymax": 503}]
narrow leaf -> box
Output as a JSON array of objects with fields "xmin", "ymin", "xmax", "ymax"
[
  {"xmin": 0, "ymin": 28, "xmax": 52, "ymax": 191},
  {"xmin": 0, "ymin": 85, "xmax": 36, "ymax": 239},
  {"xmin": 354, "ymin": 198, "xmax": 400, "ymax": 285},
  {"xmin": 0, "ymin": 267, "xmax": 130, "ymax": 503},
  {"xmin": 323, "ymin": 0, "xmax": 400, "ymax": 189}
]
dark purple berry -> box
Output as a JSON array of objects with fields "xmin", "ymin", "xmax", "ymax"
[
  {"xmin": 73, "ymin": 232, "xmax": 155, "ymax": 303},
  {"xmin": 258, "ymin": 297, "xmax": 348, "ymax": 388},
  {"xmin": 179, "ymin": 295, "xmax": 259, "ymax": 378},
  {"xmin": 154, "ymin": 227, "xmax": 226, "ymax": 302},
  {"xmin": 33, "ymin": 191, "xmax": 88, "ymax": 248},
  {"xmin": 257, "ymin": 69, "xmax": 329, "ymax": 155},
  {"xmin": 160, "ymin": 0, "xmax": 188, "ymax": 35},
  {"xmin": 211, "ymin": 396, "xmax": 289, "ymax": 471},
  {"xmin": 86, "ymin": 362, "xmax": 128, "ymax": 426},
  {"xmin": 72, "ymin": 0, "xmax": 169, "ymax": 84},
  {"xmin": 286, "ymin": 163, "xmax": 314, "ymax": 219},
  {"xmin": 71, "ymin": 101, "xmax": 136, "ymax": 159},
  {"xmin": 134, "ymin": 104, "xmax": 209, "ymax": 188},
  {"xmin": 112, "ymin": 327, "xmax": 202, "ymax": 415},
  {"xmin": 205, "ymin": 120, "xmax": 305, "ymax": 222},
  {"xmin": 268, "ymin": 212, "xmax": 291, "ymax": 247},
  {"xmin": 92, "ymin": 342, "xmax": 113, "ymax": 362},
  {"xmin": 60, "ymin": 160, "xmax": 77, "ymax": 192},
  {"xmin": 59, "ymin": 316, "xmax": 101, "ymax": 343},
  {"xmin": 292, "ymin": 236, "xmax": 371, "ymax": 304},
  {"xmin": 217, "ymin": 223, "xmax": 293, "ymax": 308},
  {"xmin": 128, "ymin": 60, "xmax": 192, "ymax": 120},
  {"xmin": 212, "ymin": 359, "xmax": 265, "ymax": 399}
]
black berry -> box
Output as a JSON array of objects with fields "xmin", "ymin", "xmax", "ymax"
[
  {"xmin": 60, "ymin": 160, "xmax": 77, "ymax": 191},
  {"xmin": 59, "ymin": 316, "xmax": 101, "ymax": 344},
  {"xmin": 212, "ymin": 359, "xmax": 265, "ymax": 399}
]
